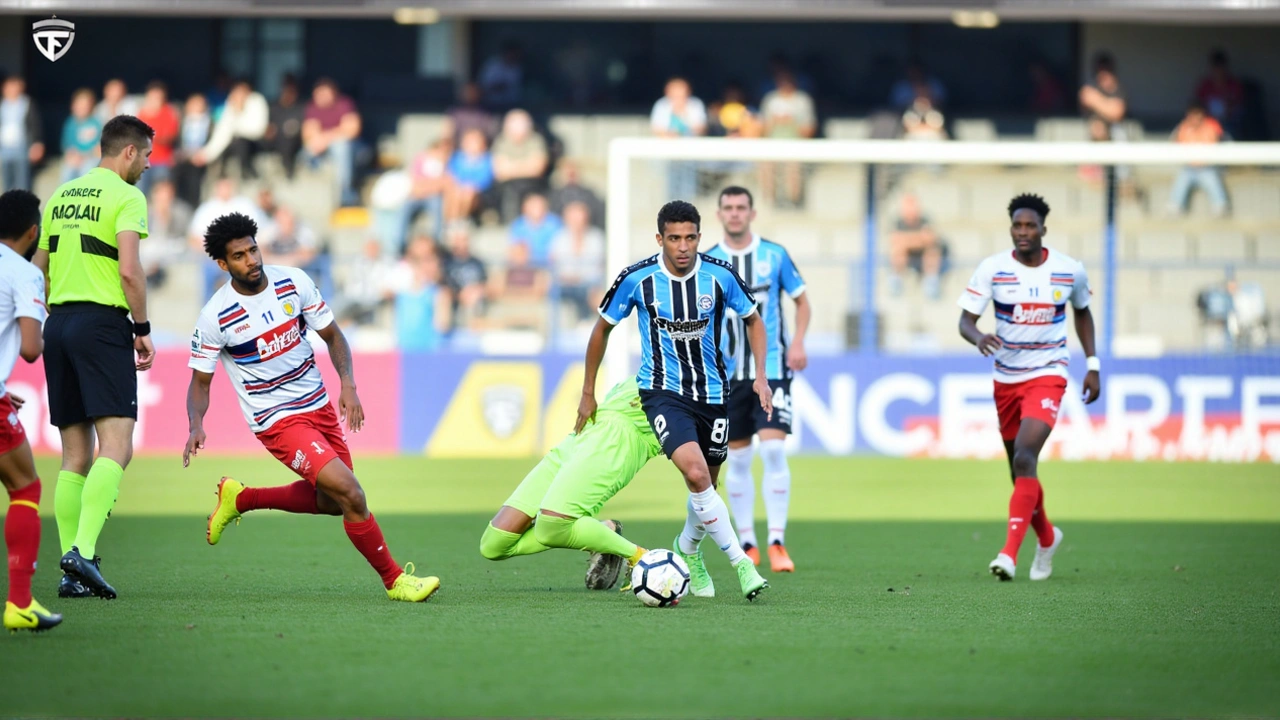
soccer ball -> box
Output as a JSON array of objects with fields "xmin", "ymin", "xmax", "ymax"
[{"xmin": 630, "ymin": 549, "xmax": 690, "ymax": 607}]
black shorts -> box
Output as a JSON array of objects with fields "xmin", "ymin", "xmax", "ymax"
[
  {"xmin": 43, "ymin": 303, "xmax": 137, "ymax": 427},
  {"xmin": 728, "ymin": 378, "xmax": 793, "ymax": 441},
  {"xmin": 639, "ymin": 389, "xmax": 729, "ymax": 467}
]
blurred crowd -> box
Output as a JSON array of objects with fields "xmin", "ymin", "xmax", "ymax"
[{"xmin": 0, "ymin": 43, "xmax": 1264, "ymax": 348}]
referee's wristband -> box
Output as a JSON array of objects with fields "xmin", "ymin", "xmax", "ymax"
[
  {"xmin": 1086, "ymin": 356, "xmax": 1101, "ymax": 373},
  {"xmin": 133, "ymin": 321, "xmax": 151, "ymax": 337}
]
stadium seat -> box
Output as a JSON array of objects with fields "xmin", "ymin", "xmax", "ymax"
[
  {"xmin": 1131, "ymin": 231, "xmax": 1191, "ymax": 262},
  {"xmin": 396, "ymin": 114, "xmax": 449, "ymax": 165}
]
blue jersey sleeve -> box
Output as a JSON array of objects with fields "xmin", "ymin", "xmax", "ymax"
[
  {"xmin": 779, "ymin": 248, "xmax": 806, "ymax": 298},
  {"xmin": 598, "ymin": 266, "xmax": 641, "ymax": 325},
  {"xmin": 717, "ymin": 264, "xmax": 758, "ymax": 318}
]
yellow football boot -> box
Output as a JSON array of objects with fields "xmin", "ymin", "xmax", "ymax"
[
  {"xmin": 5, "ymin": 599, "xmax": 63, "ymax": 633},
  {"xmin": 386, "ymin": 563, "xmax": 440, "ymax": 602},
  {"xmin": 207, "ymin": 477, "xmax": 245, "ymax": 545}
]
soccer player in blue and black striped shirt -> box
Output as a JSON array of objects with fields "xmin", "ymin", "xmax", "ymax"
[{"xmin": 576, "ymin": 200, "xmax": 771, "ymax": 600}]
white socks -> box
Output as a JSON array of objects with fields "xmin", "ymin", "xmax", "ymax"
[
  {"xmin": 681, "ymin": 488, "xmax": 747, "ymax": 564},
  {"xmin": 759, "ymin": 439, "xmax": 791, "ymax": 546},
  {"xmin": 724, "ymin": 445, "xmax": 757, "ymax": 548}
]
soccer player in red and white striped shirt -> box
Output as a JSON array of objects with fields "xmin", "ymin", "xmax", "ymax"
[{"xmin": 958, "ymin": 194, "xmax": 1102, "ymax": 582}]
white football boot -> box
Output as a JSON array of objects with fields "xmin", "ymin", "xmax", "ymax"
[
  {"xmin": 1029, "ymin": 526, "xmax": 1064, "ymax": 581},
  {"xmin": 989, "ymin": 553, "xmax": 1016, "ymax": 581}
]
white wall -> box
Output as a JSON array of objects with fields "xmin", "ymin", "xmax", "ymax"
[{"xmin": 1082, "ymin": 23, "xmax": 1280, "ymax": 126}]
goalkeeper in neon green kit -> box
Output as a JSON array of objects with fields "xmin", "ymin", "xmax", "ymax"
[
  {"xmin": 480, "ymin": 378, "xmax": 654, "ymax": 590},
  {"xmin": 480, "ymin": 378, "xmax": 769, "ymax": 598}
]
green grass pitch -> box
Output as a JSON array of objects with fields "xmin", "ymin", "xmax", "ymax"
[{"xmin": 3, "ymin": 454, "xmax": 1279, "ymax": 718}]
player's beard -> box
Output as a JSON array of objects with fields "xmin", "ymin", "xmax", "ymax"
[{"xmin": 234, "ymin": 265, "xmax": 267, "ymax": 292}]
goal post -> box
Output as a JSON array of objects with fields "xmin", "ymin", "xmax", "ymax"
[{"xmin": 602, "ymin": 137, "xmax": 1280, "ymax": 389}]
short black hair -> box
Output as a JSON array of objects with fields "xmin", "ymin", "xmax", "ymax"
[
  {"xmin": 657, "ymin": 200, "xmax": 701, "ymax": 234},
  {"xmin": 1008, "ymin": 193, "xmax": 1050, "ymax": 222},
  {"xmin": 204, "ymin": 212, "xmax": 259, "ymax": 260},
  {"xmin": 100, "ymin": 115, "xmax": 155, "ymax": 158},
  {"xmin": 146, "ymin": 80, "xmax": 167, "ymax": 94},
  {"xmin": 1210, "ymin": 49, "xmax": 1228, "ymax": 67},
  {"xmin": 1093, "ymin": 52, "xmax": 1115, "ymax": 74},
  {"xmin": 0, "ymin": 189, "xmax": 40, "ymax": 241},
  {"xmin": 718, "ymin": 186, "xmax": 754, "ymax": 208}
]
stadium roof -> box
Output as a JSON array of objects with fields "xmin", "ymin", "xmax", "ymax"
[{"xmin": 3, "ymin": 0, "xmax": 1280, "ymax": 22}]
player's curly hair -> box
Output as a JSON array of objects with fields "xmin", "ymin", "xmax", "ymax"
[
  {"xmin": 0, "ymin": 189, "xmax": 41, "ymax": 242},
  {"xmin": 204, "ymin": 212, "xmax": 259, "ymax": 260},
  {"xmin": 657, "ymin": 200, "xmax": 701, "ymax": 234},
  {"xmin": 1008, "ymin": 193, "xmax": 1050, "ymax": 222}
]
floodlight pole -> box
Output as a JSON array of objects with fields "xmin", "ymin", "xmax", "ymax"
[
  {"xmin": 1102, "ymin": 166, "xmax": 1117, "ymax": 359},
  {"xmin": 860, "ymin": 164, "xmax": 878, "ymax": 355}
]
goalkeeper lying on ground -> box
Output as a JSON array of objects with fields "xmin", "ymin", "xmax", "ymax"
[{"xmin": 480, "ymin": 377, "xmax": 768, "ymax": 599}]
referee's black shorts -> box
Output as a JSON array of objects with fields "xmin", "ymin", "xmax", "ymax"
[{"xmin": 43, "ymin": 303, "xmax": 137, "ymax": 427}]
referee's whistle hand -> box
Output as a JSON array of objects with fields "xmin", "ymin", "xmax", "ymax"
[{"xmin": 135, "ymin": 335, "xmax": 155, "ymax": 371}]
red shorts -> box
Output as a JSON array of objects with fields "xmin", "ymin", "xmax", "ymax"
[
  {"xmin": 255, "ymin": 403, "xmax": 353, "ymax": 485},
  {"xmin": 993, "ymin": 376, "xmax": 1068, "ymax": 441},
  {"xmin": 0, "ymin": 394, "xmax": 27, "ymax": 456}
]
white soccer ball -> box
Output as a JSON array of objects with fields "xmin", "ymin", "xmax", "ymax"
[{"xmin": 631, "ymin": 549, "xmax": 691, "ymax": 607}]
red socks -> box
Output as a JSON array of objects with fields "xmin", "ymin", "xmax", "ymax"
[
  {"xmin": 6, "ymin": 480, "xmax": 41, "ymax": 607},
  {"xmin": 344, "ymin": 514, "xmax": 402, "ymax": 589},
  {"xmin": 1001, "ymin": 477, "xmax": 1041, "ymax": 562},
  {"xmin": 1030, "ymin": 485, "xmax": 1056, "ymax": 548},
  {"xmin": 236, "ymin": 481, "xmax": 320, "ymax": 515}
]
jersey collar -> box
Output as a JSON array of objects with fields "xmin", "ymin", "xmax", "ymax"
[
  {"xmin": 659, "ymin": 253, "xmax": 701, "ymax": 282},
  {"xmin": 720, "ymin": 233, "xmax": 760, "ymax": 257}
]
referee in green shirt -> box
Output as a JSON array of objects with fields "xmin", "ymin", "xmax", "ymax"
[{"xmin": 33, "ymin": 115, "xmax": 155, "ymax": 600}]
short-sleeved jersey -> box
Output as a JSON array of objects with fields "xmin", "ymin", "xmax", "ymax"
[
  {"xmin": 705, "ymin": 235, "xmax": 806, "ymax": 382},
  {"xmin": 599, "ymin": 253, "xmax": 756, "ymax": 405},
  {"xmin": 39, "ymin": 167, "xmax": 149, "ymax": 311},
  {"xmin": 958, "ymin": 247, "xmax": 1091, "ymax": 384},
  {"xmin": 0, "ymin": 244, "xmax": 47, "ymax": 397},
  {"xmin": 591, "ymin": 377, "xmax": 662, "ymax": 458},
  {"xmin": 188, "ymin": 266, "xmax": 336, "ymax": 433}
]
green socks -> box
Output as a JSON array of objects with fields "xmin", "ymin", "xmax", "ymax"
[
  {"xmin": 480, "ymin": 524, "xmax": 552, "ymax": 560},
  {"xmin": 534, "ymin": 515, "xmax": 638, "ymax": 559},
  {"xmin": 71, "ymin": 458, "xmax": 124, "ymax": 558},
  {"xmin": 54, "ymin": 470, "xmax": 87, "ymax": 554}
]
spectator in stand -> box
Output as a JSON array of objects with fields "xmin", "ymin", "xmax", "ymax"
[
  {"xmin": 549, "ymin": 201, "xmax": 606, "ymax": 324},
  {"xmin": 491, "ymin": 109, "xmax": 549, "ymax": 223},
  {"xmin": 173, "ymin": 93, "xmax": 213, "ymax": 208},
  {"xmin": 444, "ymin": 128, "xmax": 494, "ymax": 224},
  {"xmin": 549, "ymin": 159, "xmax": 605, "ymax": 229},
  {"xmin": 707, "ymin": 82, "xmax": 761, "ymax": 138},
  {"xmin": 651, "ymin": 77, "xmax": 706, "ymax": 199},
  {"xmin": 887, "ymin": 193, "xmax": 944, "ymax": 300},
  {"xmin": 336, "ymin": 238, "xmax": 405, "ymax": 326},
  {"xmin": 60, "ymin": 88, "xmax": 101, "ymax": 183},
  {"xmin": 1168, "ymin": 102, "xmax": 1229, "ymax": 217},
  {"xmin": 443, "ymin": 221, "xmax": 490, "ymax": 328},
  {"xmin": 94, "ymin": 78, "xmax": 140, "ymax": 123},
  {"xmin": 902, "ymin": 84, "xmax": 948, "ymax": 141},
  {"xmin": 1195, "ymin": 50, "xmax": 1244, "ymax": 138},
  {"xmin": 757, "ymin": 54, "xmax": 817, "ymax": 102},
  {"xmin": 509, "ymin": 192, "xmax": 562, "ymax": 267},
  {"xmin": 302, "ymin": 78, "xmax": 362, "ymax": 207},
  {"xmin": 196, "ymin": 79, "xmax": 269, "ymax": 181},
  {"xmin": 491, "ymin": 238, "xmax": 548, "ymax": 307},
  {"xmin": 189, "ymin": 177, "xmax": 268, "ymax": 251},
  {"xmin": 135, "ymin": 81, "xmax": 180, "ymax": 196},
  {"xmin": 395, "ymin": 235, "xmax": 452, "ymax": 352},
  {"xmin": 260, "ymin": 205, "xmax": 320, "ymax": 271},
  {"xmin": 139, "ymin": 179, "xmax": 193, "ymax": 287},
  {"xmin": 478, "ymin": 42, "xmax": 524, "ymax": 111},
  {"xmin": 1028, "ymin": 61, "xmax": 1067, "ymax": 115},
  {"xmin": 256, "ymin": 186, "xmax": 279, "ymax": 220},
  {"xmin": 446, "ymin": 81, "xmax": 498, "ymax": 145},
  {"xmin": 0, "ymin": 76, "xmax": 43, "ymax": 192},
  {"xmin": 1080, "ymin": 53, "xmax": 1127, "ymax": 143},
  {"xmin": 206, "ymin": 71, "xmax": 232, "ymax": 119},
  {"xmin": 759, "ymin": 70, "xmax": 817, "ymax": 207},
  {"xmin": 394, "ymin": 137, "xmax": 452, "ymax": 256},
  {"xmin": 266, "ymin": 74, "xmax": 305, "ymax": 179},
  {"xmin": 890, "ymin": 63, "xmax": 947, "ymax": 111}
]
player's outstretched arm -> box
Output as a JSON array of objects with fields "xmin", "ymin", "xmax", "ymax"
[
  {"xmin": 1073, "ymin": 306, "xmax": 1102, "ymax": 404},
  {"xmin": 959, "ymin": 310, "xmax": 1002, "ymax": 356},
  {"xmin": 743, "ymin": 311, "xmax": 773, "ymax": 420},
  {"xmin": 577, "ymin": 317, "xmax": 613, "ymax": 433},
  {"xmin": 316, "ymin": 322, "xmax": 363, "ymax": 433},
  {"xmin": 184, "ymin": 370, "xmax": 214, "ymax": 467}
]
